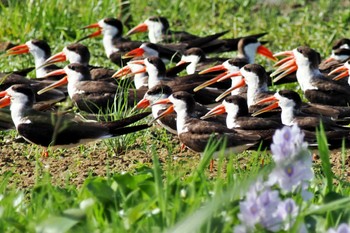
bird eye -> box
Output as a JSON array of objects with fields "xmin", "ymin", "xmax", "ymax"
[
  {"xmin": 297, "ymin": 47, "xmax": 302, "ymax": 53},
  {"xmin": 245, "ymin": 67, "xmax": 251, "ymax": 72},
  {"xmin": 70, "ymin": 65, "xmax": 76, "ymax": 71}
]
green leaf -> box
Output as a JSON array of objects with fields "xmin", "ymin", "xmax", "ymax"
[
  {"xmin": 86, "ymin": 178, "xmax": 114, "ymax": 204},
  {"xmin": 36, "ymin": 216, "xmax": 79, "ymax": 233},
  {"xmin": 304, "ymin": 197, "xmax": 350, "ymax": 216},
  {"xmin": 316, "ymin": 123, "xmax": 333, "ymax": 193}
]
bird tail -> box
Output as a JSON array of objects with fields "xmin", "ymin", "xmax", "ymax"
[
  {"xmin": 104, "ymin": 111, "xmax": 151, "ymax": 136},
  {"xmin": 104, "ymin": 112, "xmax": 151, "ymax": 128},
  {"xmin": 109, "ymin": 124, "xmax": 151, "ymax": 136}
]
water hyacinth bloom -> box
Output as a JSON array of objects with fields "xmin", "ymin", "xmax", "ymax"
[
  {"xmin": 236, "ymin": 184, "xmax": 283, "ymax": 232},
  {"xmin": 270, "ymin": 125, "xmax": 309, "ymax": 165},
  {"xmin": 268, "ymin": 125, "xmax": 314, "ymax": 192},
  {"xmin": 268, "ymin": 159, "xmax": 313, "ymax": 192},
  {"xmin": 235, "ymin": 183, "xmax": 302, "ymax": 232},
  {"xmin": 235, "ymin": 125, "xmax": 312, "ymax": 232},
  {"xmin": 275, "ymin": 198, "xmax": 299, "ymax": 230},
  {"xmin": 327, "ymin": 223, "xmax": 350, "ymax": 233}
]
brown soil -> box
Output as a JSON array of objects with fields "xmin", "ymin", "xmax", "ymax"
[
  {"xmin": 0, "ymin": 131, "xmax": 349, "ymax": 189},
  {"xmin": 0, "ymin": 131, "xmax": 202, "ymax": 189}
]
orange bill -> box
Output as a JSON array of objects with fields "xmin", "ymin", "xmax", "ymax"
[
  {"xmin": 201, "ymin": 104, "xmax": 225, "ymax": 120},
  {"xmin": 252, "ymin": 96, "xmax": 279, "ymax": 117},
  {"xmin": 217, "ymin": 71, "xmax": 242, "ymax": 82},
  {"xmin": 77, "ymin": 23, "xmax": 102, "ymax": 42},
  {"xmin": 0, "ymin": 95, "xmax": 11, "ymax": 108},
  {"xmin": 273, "ymin": 50, "xmax": 294, "ymax": 58},
  {"xmin": 38, "ymin": 51, "xmax": 67, "ymax": 70},
  {"xmin": 193, "ymin": 72, "xmax": 228, "ymax": 92},
  {"xmin": 215, "ymin": 84, "xmax": 242, "ymax": 102},
  {"xmin": 37, "ymin": 76, "xmax": 68, "ymax": 95},
  {"xmin": 6, "ymin": 44, "xmax": 29, "ymax": 55},
  {"xmin": 148, "ymin": 105, "xmax": 174, "ymax": 125},
  {"xmin": 126, "ymin": 23, "xmax": 148, "ymax": 36},
  {"xmin": 112, "ymin": 66, "xmax": 132, "ymax": 78},
  {"xmin": 198, "ymin": 64, "xmax": 227, "ymax": 75},
  {"xmin": 136, "ymin": 98, "xmax": 151, "ymax": 109},
  {"xmin": 122, "ymin": 48, "xmax": 145, "ymax": 59},
  {"xmin": 332, "ymin": 71, "xmax": 349, "ymax": 81},
  {"xmin": 328, "ymin": 65, "xmax": 347, "ymax": 76},
  {"xmin": 257, "ymin": 45, "xmax": 278, "ymax": 61},
  {"xmin": 176, "ymin": 60, "xmax": 188, "ymax": 66},
  {"xmin": 273, "ymin": 56, "xmax": 293, "ymax": 67},
  {"xmin": 38, "ymin": 68, "xmax": 66, "ymax": 79}
]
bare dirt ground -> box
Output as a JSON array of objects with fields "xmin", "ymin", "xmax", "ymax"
[
  {"xmin": 0, "ymin": 129, "xmax": 349, "ymax": 189},
  {"xmin": 0, "ymin": 132, "xmax": 202, "ymax": 188}
]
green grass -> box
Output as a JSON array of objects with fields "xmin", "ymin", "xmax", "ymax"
[{"xmin": 0, "ymin": 0, "xmax": 350, "ymax": 232}]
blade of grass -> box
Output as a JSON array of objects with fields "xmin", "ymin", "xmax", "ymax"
[{"xmin": 316, "ymin": 123, "xmax": 333, "ymax": 193}]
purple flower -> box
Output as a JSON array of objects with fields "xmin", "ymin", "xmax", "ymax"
[
  {"xmin": 237, "ymin": 183, "xmax": 284, "ymax": 232},
  {"xmin": 267, "ymin": 159, "xmax": 314, "ymax": 192},
  {"xmin": 275, "ymin": 198, "xmax": 299, "ymax": 230},
  {"xmin": 328, "ymin": 223, "xmax": 350, "ymax": 233},
  {"xmin": 271, "ymin": 125, "xmax": 309, "ymax": 165}
]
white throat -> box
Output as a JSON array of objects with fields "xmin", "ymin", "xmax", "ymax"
[
  {"xmin": 246, "ymin": 81, "xmax": 267, "ymax": 107},
  {"xmin": 102, "ymin": 34, "xmax": 119, "ymax": 57},
  {"xmin": 10, "ymin": 101, "xmax": 30, "ymax": 128},
  {"xmin": 295, "ymin": 66, "xmax": 320, "ymax": 91},
  {"xmin": 280, "ymin": 105, "xmax": 295, "ymax": 126}
]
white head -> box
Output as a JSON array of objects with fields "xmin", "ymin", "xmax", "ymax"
[
  {"xmin": 63, "ymin": 47, "xmax": 81, "ymax": 64},
  {"xmin": 144, "ymin": 17, "xmax": 166, "ymax": 43},
  {"xmin": 98, "ymin": 18, "xmax": 121, "ymax": 37}
]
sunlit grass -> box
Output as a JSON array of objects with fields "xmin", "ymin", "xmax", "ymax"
[{"xmin": 0, "ymin": 0, "xmax": 350, "ymax": 232}]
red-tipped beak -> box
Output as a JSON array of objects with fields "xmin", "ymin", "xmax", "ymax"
[
  {"xmin": 216, "ymin": 71, "xmax": 242, "ymax": 82},
  {"xmin": 6, "ymin": 44, "xmax": 29, "ymax": 55},
  {"xmin": 176, "ymin": 60, "xmax": 187, "ymax": 66},
  {"xmin": 252, "ymin": 96, "xmax": 279, "ymax": 117},
  {"xmin": 271, "ymin": 51, "xmax": 297, "ymax": 83},
  {"xmin": 126, "ymin": 23, "xmax": 148, "ymax": 36},
  {"xmin": 328, "ymin": 65, "xmax": 348, "ymax": 76},
  {"xmin": 255, "ymin": 95, "xmax": 278, "ymax": 105},
  {"xmin": 83, "ymin": 23, "xmax": 100, "ymax": 29},
  {"xmin": 257, "ymin": 45, "xmax": 277, "ymax": 61},
  {"xmin": 201, "ymin": 104, "xmax": 226, "ymax": 119},
  {"xmin": 136, "ymin": 98, "xmax": 151, "ymax": 109},
  {"xmin": 273, "ymin": 56, "xmax": 294, "ymax": 67},
  {"xmin": 149, "ymin": 102, "xmax": 174, "ymax": 125},
  {"xmin": 193, "ymin": 72, "xmax": 228, "ymax": 92},
  {"xmin": 332, "ymin": 71, "xmax": 349, "ymax": 81},
  {"xmin": 38, "ymin": 68, "xmax": 67, "ymax": 79},
  {"xmin": 0, "ymin": 94, "xmax": 11, "ymax": 108},
  {"xmin": 152, "ymin": 98, "xmax": 172, "ymax": 105},
  {"xmin": 198, "ymin": 64, "xmax": 227, "ymax": 75},
  {"xmin": 0, "ymin": 90, "xmax": 10, "ymax": 108},
  {"xmin": 122, "ymin": 48, "xmax": 145, "ymax": 59},
  {"xmin": 215, "ymin": 78, "xmax": 245, "ymax": 102},
  {"xmin": 78, "ymin": 23, "xmax": 102, "ymax": 42},
  {"xmin": 112, "ymin": 66, "xmax": 132, "ymax": 78},
  {"xmin": 37, "ymin": 76, "xmax": 69, "ymax": 95},
  {"xmin": 331, "ymin": 62, "xmax": 350, "ymax": 81},
  {"xmin": 273, "ymin": 50, "xmax": 294, "ymax": 57},
  {"xmin": 41, "ymin": 51, "xmax": 67, "ymax": 69}
]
